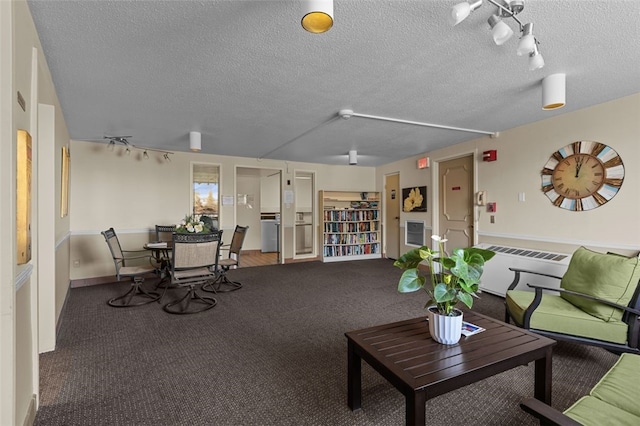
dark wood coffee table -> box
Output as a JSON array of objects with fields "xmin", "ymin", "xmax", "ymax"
[{"xmin": 345, "ymin": 311, "xmax": 555, "ymax": 425}]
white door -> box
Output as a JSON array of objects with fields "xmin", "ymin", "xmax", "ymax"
[{"xmin": 438, "ymin": 155, "xmax": 474, "ymax": 252}]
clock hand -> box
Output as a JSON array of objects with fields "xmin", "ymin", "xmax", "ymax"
[{"xmin": 575, "ymin": 157, "xmax": 583, "ymax": 178}]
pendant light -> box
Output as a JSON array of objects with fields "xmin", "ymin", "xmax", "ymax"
[
  {"xmin": 542, "ymin": 73, "xmax": 566, "ymax": 110},
  {"xmin": 348, "ymin": 150, "xmax": 357, "ymax": 165},
  {"xmin": 190, "ymin": 131, "xmax": 202, "ymax": 152}
]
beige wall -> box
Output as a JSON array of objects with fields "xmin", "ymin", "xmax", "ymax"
[
  {"xmin": 2, "ymin": 1, "xmax": 72, "ymax": 425},
  {"xmin": 69, "ymin": 141, "xmax": 377, "ymax": 279},
  {"xmin": 377, "ymin": 93, "xmax": 640, "ymax": 256}
]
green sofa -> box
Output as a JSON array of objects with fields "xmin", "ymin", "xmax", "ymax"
[
  {"xmin": 520, "ymin": 353, "xmax": 640, "ymax": 425},
  {"xmin": 504, "ymin": 247, "xmax": 640, "ymax": 354}
]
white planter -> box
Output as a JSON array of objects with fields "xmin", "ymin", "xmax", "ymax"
[{"xmin": 427, "ymin": 306, "xmax": 463, "ymax": 345}]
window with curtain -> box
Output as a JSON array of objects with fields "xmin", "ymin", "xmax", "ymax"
[{"xmin": 192, "ymin": 163, "xmax": 220, "ymax": 229}]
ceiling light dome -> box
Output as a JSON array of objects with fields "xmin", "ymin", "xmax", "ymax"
[{"xmin": 302, "ymin": 0, "xmax": 334, "ymax": 34}]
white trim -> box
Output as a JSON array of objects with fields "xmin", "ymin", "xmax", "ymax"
[
  {"xmin": 55, "ymin": 231, "xmax": 70, "ymax": 249},
  {"xmin": 72, "ymin": 228, "xmax": 153, "ymax": 236},
  {"xmin": 15, "ymin": 264, "xmax": 33, "ymax": 292},
  {"xmin": 478, "ymin": 230, "xmax": 640, "ymax": 251}
]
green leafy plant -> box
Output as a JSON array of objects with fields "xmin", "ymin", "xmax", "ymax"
[
  {"xmin": 176, "ymin": 214, "xmax": 212, "ymax": 234},
  {"xmin": 394, "ymin": 235, "xmax": 495, "ymax": 316}
]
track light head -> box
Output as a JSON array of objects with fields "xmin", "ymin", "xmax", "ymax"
[
  {"xmin": 488, "ymin": 14, "xmax": 513, "ymax": 45},
  {"xmin": 528, "ymin": 44, "xmax": 545, "ymax": 71},
  {"xmin": 449, "ymin": 0, "xmax": 483, "ymax": 26},
  {"xmin": 516, "ymin": 22, "xmax": 535, "ymax": 56}
]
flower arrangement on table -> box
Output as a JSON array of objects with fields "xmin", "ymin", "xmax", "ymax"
[{"xmin": 176, "ymin": 214, "xmax": 212, "ymax": 234}]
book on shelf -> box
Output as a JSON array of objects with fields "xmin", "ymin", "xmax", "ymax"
[{"xmin": 461, "ymin": 321, "xmax": 485, "ymax": 336}]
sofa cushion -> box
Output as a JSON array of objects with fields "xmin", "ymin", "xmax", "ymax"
[
  {"xmin": 564, "ymin": 395, "xmax": 640, "ymax": 425},
  {"xmin": 560, "ymin": 247, "xmax": 640, "ymax": 321},
  {"xmin": 589, "ymin": 353, "xmax": 640, "ymax": 418},
  {"xmin": 506, "ymin": 290, "xmax": 628, "ymax": 344}
]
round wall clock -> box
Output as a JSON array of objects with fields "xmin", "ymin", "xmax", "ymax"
[{"xmin": 541, "ymin": 140, "xmax": 625, "ymax": 211}]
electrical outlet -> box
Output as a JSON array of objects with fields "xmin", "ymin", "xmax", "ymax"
[{"xmin": 490, "ymin": 215, "xmax": 495, "ymax": 224}]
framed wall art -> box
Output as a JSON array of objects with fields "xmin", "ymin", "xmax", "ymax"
[
  {"xmin": 60, "ymin": 145, "xmax": 70, "ymax": 217},
  {"xmin": 402, "ymin": 186, "xmax": 427, "ymax": 212},
  {"xmin": 17, "ymin": 130, "xmax": 32, "ymax": 264}
]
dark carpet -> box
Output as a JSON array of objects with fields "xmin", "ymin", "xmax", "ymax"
[{"xmin": 35, "ymin": 259, "xmax": 618, "ymax": 425}]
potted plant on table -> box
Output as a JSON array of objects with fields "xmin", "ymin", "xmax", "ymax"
[{"xmin": 394, "ymin": 235, "xmax": 495, "ymax": 344}]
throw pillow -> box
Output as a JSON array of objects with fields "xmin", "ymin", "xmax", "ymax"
[{"xmin": 560, "ymin": 247, "xmax": 640, "ymax": 322}]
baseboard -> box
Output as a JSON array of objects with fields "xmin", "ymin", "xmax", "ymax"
[
  {"xmin": 22, "ymin": 395, "xmax": 36, "ymax": 426},
  {"xmin": 70, "ymin": 275, "xmax": 118, "ymax": 288}
]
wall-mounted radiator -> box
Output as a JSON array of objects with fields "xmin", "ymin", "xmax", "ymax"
[{"xmin": 474, "ymin": 243, "xmax": 572, "ymax": 297}]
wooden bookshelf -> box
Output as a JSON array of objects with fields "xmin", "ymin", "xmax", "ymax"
[{"xmin": 319, "ymin": 190, "xmax": 381, "ymax": 262}]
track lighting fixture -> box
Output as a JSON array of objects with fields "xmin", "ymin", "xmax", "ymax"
[
  {"xmin": 102, "ymin": 136, "xmax": 173, "ymax": 162},
  {"xmin": 449, "ymin": 0, "xmax": 544, "ymax": 70},
  {"xmin": 301, "ymin": 0, "xmax": 333, "ymax": 34}
]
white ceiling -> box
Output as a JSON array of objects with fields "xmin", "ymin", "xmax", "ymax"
[{"xmin": 27, "ymin": 0, "xmax": 640, "ymax": 167}]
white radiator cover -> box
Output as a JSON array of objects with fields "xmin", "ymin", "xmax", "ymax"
[{"xmin": 475, "ymin": 243, "xmax": 572, "ymax": 297}]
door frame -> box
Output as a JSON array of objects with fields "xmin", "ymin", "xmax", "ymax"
[
  {"xmin": 431, "ymin": 150, "xmax": 479, "ymax": 248},
  {"xmin": 384, "ymin": 172, "xmax": 400, "ymax": 259},
  {"xmin": 292, "ymin": 169, "xmax": 316, "ymax": 260}
]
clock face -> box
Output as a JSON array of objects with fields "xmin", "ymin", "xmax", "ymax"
[{"xmin": 541, "ymin": 141, "xmax": 624, "ymax": 211}]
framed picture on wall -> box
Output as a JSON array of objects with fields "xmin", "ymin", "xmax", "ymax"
[
  {"xmin": 402, "ymin": 186, "xmax": 427, "ymax": 212},
  {"xmin": 60, "ymin": 146, "xmax": 70, "ymax": 217}
]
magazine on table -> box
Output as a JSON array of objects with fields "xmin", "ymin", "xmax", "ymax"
[
  {"xmin": 146, "ymin": 241, "xmax": 168, "ymax": 248},
  {"xmin": 461, "ymin": 321, "xmax": 486, "ymax": 337}
]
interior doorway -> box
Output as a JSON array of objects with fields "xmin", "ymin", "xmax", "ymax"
[
  {"xmin": 437, "ymin": 155, "xmax": 474, "ymax": 252},
  {"xmin": 236, "ymin": 167, "xmax": 281, "ymax": 267},
  {"xmin": 384, "ymin": 173, "xmax": 400, "ymax": 259}
]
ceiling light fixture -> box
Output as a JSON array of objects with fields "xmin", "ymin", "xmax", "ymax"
[
  {"xmin": 348, "ymin": 150, "xmax": 357, "ymax": 165},
  {"xmin": 301, "ymin": 0, "xmax": 333, "ymax": 34},
  {"xmin": 449, "ymin": 0, "xmax": 544, "ymax": 70},
  {"xmin": 103, "ymin": 136, "xmax": 173, "ymax": 161},
  {"xmin": 542, "ymin": 73, "xmax": 566, "ymax": 110},
  {"xmin": 190, "ymin": 131, "xmax": 202, "ymax": 152}
]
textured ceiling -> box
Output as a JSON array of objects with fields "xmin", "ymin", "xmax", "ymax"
[{"xmin": 27, "ymin": 0, "xmax": 640, "ymax": 167}]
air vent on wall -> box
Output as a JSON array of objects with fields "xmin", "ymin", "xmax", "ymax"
[{"xmin": 484, "ymin": 245, "xmax": 568, "ymax": 262}]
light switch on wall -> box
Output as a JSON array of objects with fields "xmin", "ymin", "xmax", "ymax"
[{"xmin": 518, "ymin": 192, "xmax": 526, "ymax": 202}]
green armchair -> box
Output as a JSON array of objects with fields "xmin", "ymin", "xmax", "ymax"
[
  {"xmin": 504, "ymin": 247, "xmax": 640, "ymax": 354},
  {"xmin": 520, "ymin": 353, "xmax": 640, "ymax": 425}
]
